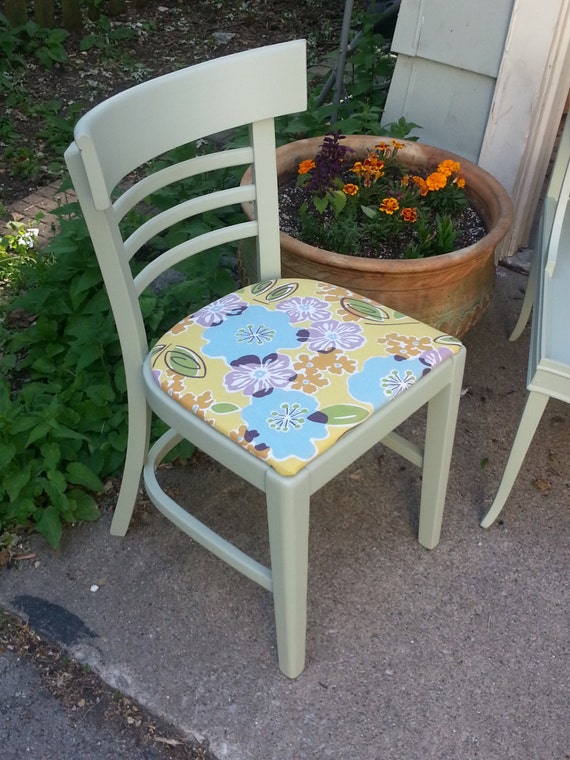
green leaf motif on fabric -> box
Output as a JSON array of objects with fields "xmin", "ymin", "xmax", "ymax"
[
  {"xmin": 341, "ymin": 297, "xmax": 389, "ymax": 322},
  {"xmin": 251, "ymin": 280, "xmax": 276, "ymax": 295},
  {"xmin": 319, "ymin": 404, "xmax": 370, "ymax": 425},
  {"xmin": 165, "ymin": 346, "xmax": 206, "ymax": 378},
  {"xmin": 437, "ymin": 334, "xmax": 462, "ymax": 347},
  {"xmin": 211, "ymin": 402, "xmax": 240, "ymax": 414},
  {"xmin": 149, "ymin": 343, "xmax": 167, "ymax": 366},
  {"xmin": 264, "ymin": 281, "xmax": 299, "ymax": 302}
]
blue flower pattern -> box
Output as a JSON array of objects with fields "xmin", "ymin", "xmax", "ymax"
[{"xmin": 151, "ymin": 279, "xmax": 462, "ymax": 475}]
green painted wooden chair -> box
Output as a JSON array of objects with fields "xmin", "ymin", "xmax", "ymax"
[
  {"xmin": 65, "ymin": 40, "xmax": 466, "ymax": 677},
  {"xmin": 481, "ymin": 115, "xmax": 570, "ymax": 527}
]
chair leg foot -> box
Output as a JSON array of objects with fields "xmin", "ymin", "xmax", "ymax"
[{"xmin": 480, "ymin": 390, "xmax": 549, "ymax": 528}]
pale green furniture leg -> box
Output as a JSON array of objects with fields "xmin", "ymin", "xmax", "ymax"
[
  {"xmin": 266, "ymin": 468, "xmax": 310, "ymax": 679},
  {"xmin": 419, "ymin": 347, "xmax": 466, "ymax": 549},
  {"xmin": 110, "ymin": 391, "xmax": 151, "ymax": 537},
  {"xmin": 509, "ymin": 251, "xmax": 537, "ymax": 342},
  {"xmin": 480, "ymin": 391, "xmax": 549, "ymax": 528},
  {"xmin": 483, "ymin": 115, "xmax": 570, "ymax": 528}
]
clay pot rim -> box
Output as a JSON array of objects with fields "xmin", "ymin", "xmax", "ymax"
[{"xmin": 245, "ymin": 134, "xmax": 513, "ymax": 275}]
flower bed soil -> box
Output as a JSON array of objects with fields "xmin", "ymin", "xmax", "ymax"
[{"xmin": 279, "ymin": 174, "xmax": 487, "ymax": 259}]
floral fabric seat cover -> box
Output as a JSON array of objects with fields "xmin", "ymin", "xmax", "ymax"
[{"xmin": 150, "ymin": 279, "xmax": 463, "ymax": 476}]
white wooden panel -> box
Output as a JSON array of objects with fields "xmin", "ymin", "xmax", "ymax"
[
  {"xmin": 480, "ymin": 0, "xmax": 570, "ymax": 257},
  {"xmin": 382, "ymin": 56, "xmax": 495, "ymax": 162},
  {"xmin": 392, "ymin": 0, "xmax": 515, "ymax": 78}
]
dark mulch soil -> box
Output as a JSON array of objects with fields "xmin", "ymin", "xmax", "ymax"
[
  {"xmin": 279, "ymin": 173, "xmax": 487, "ymax": 259},
  {"xmin": 1, "ymin": 0, "xmax": 353, "ymax": 207}
]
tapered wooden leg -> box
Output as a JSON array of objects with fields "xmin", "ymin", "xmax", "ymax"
[
  {"xmin": 481, "ymin": 390, "xmax": 549, "ymax": 528},
  {"xmin": 418, "ymin": 349, "xmax": 466, "ymax": 550},
  {"xmin": 265, "ymin": 468, "xmax": 310, "ymax": 679},
  {"xmin": 110, "ymin": 394, "xmax": 151, "ymax": 536},
  {"xmin": 509, "ymin": 253, "xmax": 536, "ymax": 341}
]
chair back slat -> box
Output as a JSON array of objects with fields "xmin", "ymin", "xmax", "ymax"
[
  {"xmin": 133, "ymin": 221, "xmax": 258, "ymax": 296},
  {"xmin": 123, "ymin": 185, "xmax": 257, "ymax": 261},
  {"xmin": 114, "ymin": 146, "xmax": 255, "ymax": 222}
]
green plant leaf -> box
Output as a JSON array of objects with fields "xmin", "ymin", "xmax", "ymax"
[
  {"xmin": 4, "ymin": 463, "xmax": 32, "ymax": 501},
  {"xmin": 69, "ymin": 489, "xmax": 101, "ymax": 522},
  {"xmin": 0, "ymin": 441, "xmax": 16, "ymax": 470},
  {"xmin": 361, "ymin": 205, "xmax": 378, "ymax": 219},
  {"xmin": 66, "ymin": 462, "xmax": 104, "ymax": 492},
  {"xmin": 35, "ymin": 505, "xmax": 62, "ymax": 548}
]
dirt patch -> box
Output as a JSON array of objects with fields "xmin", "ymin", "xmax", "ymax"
[
  {"xmin": 0, "ymin": 607, "xmax": 214, "ymax": 759},
  {"xmin": 0, "ymin": 0, "xmax": 352, "ymax": 207}
]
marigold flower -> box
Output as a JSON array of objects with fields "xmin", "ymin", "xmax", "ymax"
[
  {"xmin": 374, "ymin": 141, "xmax": 391, "ymax": 155},
  {"xmin": 391, "ymin": 140, "xmax": 405, "ymax": 151},
  {"xmin": 353, "ymin": 154, "xmax": 385, "ymax": 186},
  {"xmin": 437, "ymin": 159, "xmax": 460, "ymax": 176},
  {"xmin": 426, "ymin": 171, "xmax": 448, "ymax": 191},
  {"xmin": 411, "ymin": 175, "xmax": 429, "ymax": 196},
  {"xmin": 456, "ymin": 176, "xmax": 466, "ymax": 189},
  {"xmin": 379, "ymin": 197, "xmax": 399, "ymax": 215},
  {"xmin": 298, "ymin": 159, "xmax": 316, "ymax": 175},
  {"xmin": 401, "ymin": 207, "xmax": 418, "ymax": 223},
  {"xmin": 343, "ymin": 183, "xmax": 359, "ymax": 196}
]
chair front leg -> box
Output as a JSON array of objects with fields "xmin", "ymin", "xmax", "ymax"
[
  {"xmin": 418, "ymin": 350, "xmax": 466, "ymax": 550},
  {"xmin": 265, "ymin": 467, "xmax": 311, "ymax": 679}
]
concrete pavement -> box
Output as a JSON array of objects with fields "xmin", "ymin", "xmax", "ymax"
[{"xmin": 1, "ymin": 263, "xmax": 569, "ymax": 759}]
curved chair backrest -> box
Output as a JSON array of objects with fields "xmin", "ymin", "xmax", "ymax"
[{"xmin": 65, "ymin": 40, "xmax": 307, "ymax": 374}]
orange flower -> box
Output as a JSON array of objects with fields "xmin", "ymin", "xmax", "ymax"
[
  {"xmin": 353, "ymin": 154, "xmax": 385, "ymax": 186},
  {"xmin": 437, "ymin": 159, "xmax": 460, "ymax": 177},
  {"xmin": 379, "ymin": 197, "xmax": 399, "ymax": 215},
  {"xmin": 343, "ymin": 183, "xmax": 359, "ymax": 196},
  {"xmin": 374, "ymin": 141, "xmax": 391, "ymax": 154},
  {"xmin": 425, "ymin": 171, "xmax": 448, "ymax": 191},
  {"xmin": 411, "ymin": 175, "xmax": 429, "ymax": 196},
  {"xmin": 401, "ymin": 207, "xmax": 418, "ymax": 223},
  {"xmin": 298, "ymin": 159, "xmax": 316, "ymax": 175},
  {"xmin": 456, "ymin": 176, "xmax": 466, "ymax": 189}
]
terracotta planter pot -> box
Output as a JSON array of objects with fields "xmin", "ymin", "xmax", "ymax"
[{"xmin": 241, "ymin": 135, "xmax": 513, "ymax": 337}]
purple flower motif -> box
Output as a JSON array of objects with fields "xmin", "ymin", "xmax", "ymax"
[
  {"xmin": 303, "ymin": 319, "xmax": 365, "ymax": 353},
  {"xmin": 192, "ymin": 293, "xmax": 247, "ymax": 328},
  {"xmin": 225, "ymin": 353, "xmax": 297, "ymax": 398},
  {"xmin": 419, "ymin": 347, "xmax": 453, "ymax": 368},
  {"xmin": 276, "ymin": 296, "xmax": 330, "ymax": 323}
]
